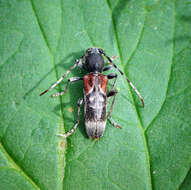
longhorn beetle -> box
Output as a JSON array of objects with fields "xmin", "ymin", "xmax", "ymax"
[{"xmin": 40, "ymin": 48, "xmax": 144, "ymax": 140}]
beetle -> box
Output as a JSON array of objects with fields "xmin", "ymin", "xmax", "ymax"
[{"xmin": 40, "ymin": 47, "xmax": 144, "ymax": 140}]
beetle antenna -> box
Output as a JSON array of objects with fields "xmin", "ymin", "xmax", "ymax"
[
  {"xmin": 100, "ymin": 49, "xmax": 144, "ymax": 107},
  {"xmin": 40, "ymin": 59, "xmax": 82, "ymax": 96}
]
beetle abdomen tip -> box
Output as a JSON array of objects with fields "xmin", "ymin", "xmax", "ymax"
[{"xmin": 85, "ymin": 121, "xmax": 106, "ymax": 139}]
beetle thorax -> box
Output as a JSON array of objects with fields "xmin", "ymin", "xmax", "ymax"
[{"xmin": 83, "ymin": 48, "xmax": 105, "ymax": 73}]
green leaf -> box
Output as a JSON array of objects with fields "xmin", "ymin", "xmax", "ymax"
[{"xmin": 0, "ymin": 0, "xmax": 190, "ymax": 190}]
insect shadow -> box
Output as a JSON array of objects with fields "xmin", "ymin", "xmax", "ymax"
[
  {"xmin": 23, "ymin": 49, "xmax": 88, "ymax": 137},
  {"xmin": 52, "ymin": 52, "xmax": 87, "ymax": 138}
]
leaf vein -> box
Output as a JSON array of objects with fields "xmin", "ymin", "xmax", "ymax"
[
  {"xmin": 106, "ymin": 1, "xmax": 153, "ymax": 189},
  {"xmin": 0, "ymin": 142, "xmax": 40, "ymax": 190},
  {"xmin": 145, "ymin": 1, "xmax": 176, "ymax": 133}
]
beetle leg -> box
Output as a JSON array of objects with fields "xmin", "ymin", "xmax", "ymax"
[
  {"xmin": 99, "ymin": 49, "xmax": 144, "ymax": 107},
  {"xmin": 107, "ymin": 73, "xmax": 118, "ymax": 118},
  {"xmin": 107, "ymin": 91, "xmax": 122, "ymax": 129},
  {"xmin": 57, "ymin": 98, "xmax": 83, "ymax": 138},
  {"xmin": 103, "ymin": 65, "xmax": 113, "ymax": 72},
  {"xmin": 107, "ymin": 89, "xmax": 117, "ymax": 116},
  {"xmin": 40, "ymin": 58, "xmax": 82, "ymax": 96},
  {"xmin": 108, "ymin": 116, "xmax": 122, "ymax": 129},
  {"xmin": 103, "ymin": 56, "xmax": 118, "ymax": 72},
  {"xmin": 107, "ymin": 73, "xmax": 118, "ymax": 91},
  {"xmin": 107, "ymin": 90, "xmax": 122, "ymax": 129},
  {"xmin": 106, "ymin": 73, "xmax": 122, "ymax": 128},
  {"xmin": 51, "ymin": 77, "xmax": 83, "ymax": 97}
]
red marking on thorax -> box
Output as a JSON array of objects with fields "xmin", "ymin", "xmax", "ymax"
[
  {"xmin": 83, "ymin": 73, "xmax": 108, "ymax": 94},
  {"xmin": 98, "ymin": 74, "xmax": 108, "ymax": 93},
  {"xmin": 83, "ymin": 74, "xmax": 95, "ymax": 94}
]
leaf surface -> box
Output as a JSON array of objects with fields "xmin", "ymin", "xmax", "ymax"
[{"xmin": 0, "ymin": 0, "xmax": 190, "ymax": 190}]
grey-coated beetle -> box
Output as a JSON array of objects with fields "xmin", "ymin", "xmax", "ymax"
[{"xmin": 40, "ymin": 48, "xmax": 144, "ymax": 140}]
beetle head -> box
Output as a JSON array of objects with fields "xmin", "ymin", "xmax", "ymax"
[{"xmin": 82, "ymin": 48, "xmax": 104, "ymax": 72}]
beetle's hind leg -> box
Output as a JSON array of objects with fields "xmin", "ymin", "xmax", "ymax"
[
  {"xmin": 108, "ymin": 116, "xmax": 122, "ymax": 129},
  {"xmin": 57, "ymin": 98, "xmax": 83, "ymax": 138}
]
